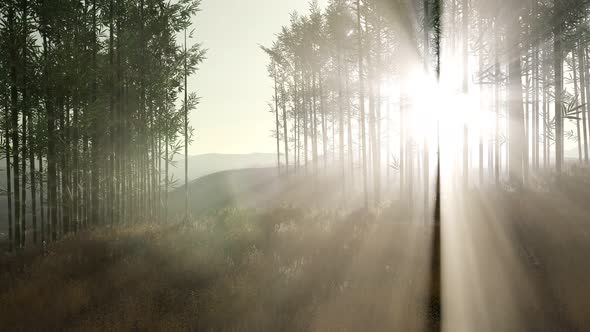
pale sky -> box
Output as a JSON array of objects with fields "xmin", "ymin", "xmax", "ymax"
[{"xmin": 188, "ymin": 0, "xmax": 328, "ymax": 155}]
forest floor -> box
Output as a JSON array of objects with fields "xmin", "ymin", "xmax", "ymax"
[{"xmin": 1, "ymin": 176, "xmax": 590, "ymax": 331}]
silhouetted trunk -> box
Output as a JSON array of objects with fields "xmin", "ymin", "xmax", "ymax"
[
  {"xmin": 165, "ymin": 125, "xmax": 169, "ymax": 223},
  {"xmin": 73, "ymin": 96, "xmax": 80, "ymax": 232},
  {"xmin": 585, "ymin": 46, "xmax": 590, "ymax": 163},
  {"xmin": 4, "ymin": 99, "xmax": 14, "ymax": 251},
  {"xmin": 524, "ymin": 51, "xmax": 530, "ymax": 183},
  {"xmin": 29, "ymin": 106, "xmax": 37, "ymax": 244},
  {"xmin": 8, "ymin": 6, "xmax": 22, "ymax": 248},
  {"xmin": 184, "ymin": 28, "xmax": 189, "ymax": 219},
  {"xmin": 114, "ymin": 13, "xmax": 122, "ymax": 227},
  {"xmin": 423, "ymin": 0, "xmax": 430, "ymax": 216},
  {"xmin": 20, "ymin": 0, "xmax": 28, "ymax": 246},
  {"xmin": 59, "ymin": 97, "xmax": 70, "ymax": 234},
  {"xmin": 543, "ymin": 46, "xmax": 549, "ymax": 168},
  {"xmin": 38, "ymin": 153, "xmax": 44, "ymax": 242},
  {"xmin": 91, "ymin": 0, "xmax": 100, "ymax": 226},
  {"xmin": 42, "ymin": 31, "xmax": 57, "ymax": 241},
  {"xmin": 109, "ymin": 0, "xmax": 115, "ymax": 226},
  {"xmin": 82, "ymin": 134, "xmax": 89, "ymax": 227}
]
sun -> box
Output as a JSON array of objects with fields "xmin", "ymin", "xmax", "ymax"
[{"xmin": 379, "ymin": 65, "xmax": 497, "ymax": 178}]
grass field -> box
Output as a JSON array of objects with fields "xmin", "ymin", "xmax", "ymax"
[{"xmin": 2, "ymin": 177, "xmax": 590, "ymax": 331}]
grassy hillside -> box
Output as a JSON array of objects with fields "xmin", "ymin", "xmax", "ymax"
[
  {"xmin": 0, "ymin": 154, "xmax": 277, "ymax": 240},
  {"xmin": 3, "ymin": 188, "xmax": 590, "ymax": 330},
  {"xmin": 0, "ymin": 208, "xmax": 433, "ymax": 331},
  {"xmin": 168, "ymin": 167, "xmax": 367, "ymax": 217}
]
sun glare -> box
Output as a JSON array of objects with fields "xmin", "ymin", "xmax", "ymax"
[{"xmin": 378, "ymin": 63, "xmax": 498, "ymax": 178}]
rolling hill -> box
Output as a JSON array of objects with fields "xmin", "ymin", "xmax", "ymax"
[{"xmin": 0, "ymin": 154, "xmax": 277, "ymax": 239}]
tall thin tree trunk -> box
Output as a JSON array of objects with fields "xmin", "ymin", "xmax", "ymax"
[
  {"xmin": 572, "ymin": 51, "xmax": 582, "ymax": 161},
  {"xmin": 543, "ymin": 48, "xmax": 549, "ymax": 168},
  {"xmin": 319, "ymin": 71, "xmax": 327, "ymax": 171},
  {"xmin": 73, "ymin": 99, "xmax": 79, "ymax": 232},
  {"xmin": 29, "ymin": 109, "xmax": 37, "ymax": 244},
  {"xmin": 508, "ymin": 45, "xmax": 525, "ymax": 187},
  {"xmin": 165, "ymin": 123, "xmax": 169, "ymax": 223},
  {"xmin": 584, "ymin": 46, "xmax": 590, "ymax": 164},
  {"xmin": 38, "ymin": 153, "xmax": 44, "ymax": 242},
  {"xmin": 524, "ymin": 52, "xmax": 530, "ymax": 183},
  {"xmin": 312, "ymin": 71, "xmax": 318, "ymax": 174},
  {"xmin": 365, "ymin": 13, "xmax": 380, "ymax": 206},
  {"xmin": 423, "ymin": 0, "xmax": 430, "ymax": 218},
  {"xmin": 494, "ymin": 20, "xmax": 501, "ymax": 184},
  {"xmin": 554, "ymin": 24, "xmax": 564, "ymax": 173},
  {"xmin": 4, "ymin": 99, "xmax": 13, "ymax": 251},
  {"xmin": 301, "ymin": 72, "xmax": 309, "ymax": 175},
  {"xmin": 273, "ymin": 61, "xmax": 281, "ymax": 174},
  {"xmin": 357, "ymin": 0, "xmax": 368, "ymax": 208},
  {"xmin": 534, "ymin": 42, "xmax": 540, "ymax": 169},
  {"xmin": 386, "ymin": 98, "xmax": 391, "ymax": 184},
  {"xmin": 42, "ymin": 32, "xmax": 57, "ymax": 241},
  {"xmin": 20, "ymin": 0, "xmax": 29, "ymax": 246},
  {"xmin": 462, "ymin": 0, "xmax": 469, "ymax": 188},
  {"xmin": 345, "ymin": 62, "xmax": 354, "ymax": 184},
  {"xmin": 282, "ymin": 76, "xmax": 289, "ymax": 175},
  {"xmin": 59, "ymin": 99, "xmax": 70, "ymax": 234},
  {"xmin": 400, "ymin": 91, "xmax": 405, "ymax": 195},
  {"xmin": 294, "ymin": 72, "xmax": 299, "ymax": 171},
  {"xmin": 478, "ymin": 16, "xmax": 484, "ymax": 185},
  {"xmin": 91, "ymin": 0, "xmax": 100, "ymax": 226},
  {"xmin": 338, "ymin": 51, "xmax": 345, "ymax": 193},
  {"xmin": 579, "ymin": 41, "xmax": 589, "ymax": 162},
  {"xmin": 184, "ymin": 28, "xmax": 189, "ymax": 220},
  {"xmin": 8, "ymin": 6, "xmax": 22, "ymax": 248},
  {"xmin": 108, "ymin": 0, "xmax": 115, "ymax": 226}
]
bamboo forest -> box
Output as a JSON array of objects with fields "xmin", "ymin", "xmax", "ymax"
[{"xmin": 2, "ymin": 0, "xmax": 590, "ymax": 330}]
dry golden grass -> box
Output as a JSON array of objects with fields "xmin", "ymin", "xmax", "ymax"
[
  {"xmin": 0, "ymin": 208, "xmax": 432, "ymax": 331},
  {"xmin": 2, "ymin": 182, "xmax": 590, "ymax": 331}
]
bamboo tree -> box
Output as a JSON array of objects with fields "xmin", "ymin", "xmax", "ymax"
[
  {"xmin": 462, "ymin": 0, "xmax": 469, "ymax": 187},
  {"xmin": 4, "ymin": 98, "xmax": 13, "ymax": 251},
  {"xmin": 8, "ymin": 3, "xmax": 22, "ymax": 248},
  {"xmin": 20, "ymin": 0, "xmax": 28, "ymax": 246},
  {"xmin": 357, "ymin": 0, "xmax": 368, "ymax": 208},
  {"xmin": 578, "ymin": 38, "xmax": 589, "ymax": 161}
]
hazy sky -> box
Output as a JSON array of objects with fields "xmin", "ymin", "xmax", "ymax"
[{"xmin": 189, "ymin": 0, "xmax": 327, "ymax": 155}]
